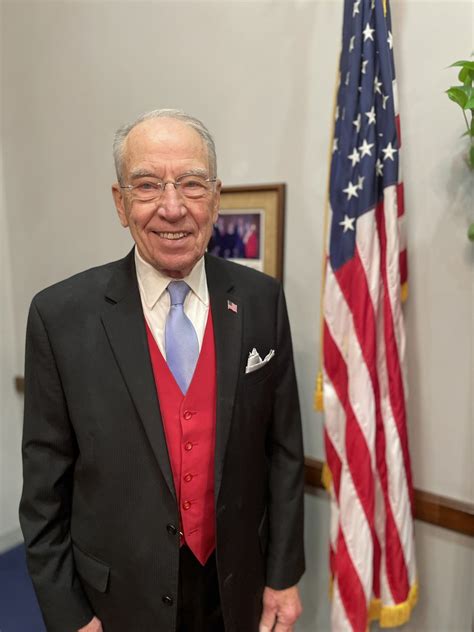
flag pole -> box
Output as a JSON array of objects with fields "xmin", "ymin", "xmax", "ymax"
[{"xmin": 314, "ymin": 65, "xmax": 341, "ymax": 412}]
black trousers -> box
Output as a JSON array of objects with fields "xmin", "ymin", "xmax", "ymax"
[{"xmin": 176, "ymin": 545, "xmax": 225, "ymax": 632}]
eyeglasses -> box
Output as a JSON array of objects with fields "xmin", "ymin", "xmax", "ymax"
[{"xmin": 120, "ymin": 175, "xmax": 217, "ymax": 202}]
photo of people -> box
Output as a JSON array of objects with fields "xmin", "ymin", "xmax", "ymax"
[{"xmin": 208, "ymin": 211, "xmax": 263, "ymax": 271}]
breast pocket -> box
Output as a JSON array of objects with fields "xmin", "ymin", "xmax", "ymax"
[{"xmin": 243, "ymin": 357, "xmax": 275, "ymax": 388}]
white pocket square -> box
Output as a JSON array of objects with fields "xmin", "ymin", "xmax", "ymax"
[{"xmin": 245, "ymin": 348, "xmax": 275, "ymax": 374}]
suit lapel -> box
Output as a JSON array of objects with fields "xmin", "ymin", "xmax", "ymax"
[
  {"xmin": 205, "ymin": 255, "xmax": 242, "ymax": 501},
  {"xmin": 100, "ymin": 251, "xmax": 175, "ymax": 499}
]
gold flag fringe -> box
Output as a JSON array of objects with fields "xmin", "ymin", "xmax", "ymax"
[
  {"xmin": 369, "ymin": 582, "xmax": 419, "ymax": 628},
  {"xmin": 401, "ymin": 281, "xmax": 408, "ymax": 304},
  {"xmin": 314, "ymin": 370, "xmax": 324, "ymax": 411}
]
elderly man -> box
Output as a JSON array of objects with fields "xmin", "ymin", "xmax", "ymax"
[{"xmin": 20, "ymin": 110, "xmax": 305, "ymax": 632}]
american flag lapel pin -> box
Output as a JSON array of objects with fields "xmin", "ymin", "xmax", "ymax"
[{"xmin": 227, "ymin": 300, "xmax": 238, "ymax": 314}]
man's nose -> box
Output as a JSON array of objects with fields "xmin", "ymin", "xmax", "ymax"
[{"xmin": 156, "ymin": 182, "xmax": 186, "ymax": 221}]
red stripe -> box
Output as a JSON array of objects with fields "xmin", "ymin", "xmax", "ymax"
[
  {"xmin": 336, "ymin": 527, "xmax": 368, "ymax": 632},
  {"xmin": 399, "ymin": 249, "xmax": 408, "ymax": 287},
  {"xmin": 396, "ymin": 182, "xmax": 405, "ymax": 217},
  {"xmin": 330, "ymin": 544, "xmax": 337, "ymax": 581},
  {"xmin": 324, "ymin": 428, "xmax": 342, "ymax": 500},
  {"xmin": 395, "ymin": 114, "xmax": 402, "ymax": 148},
  {"xmin": 396, "ymin": 182, "xmax": 407, "ymax": 287}
]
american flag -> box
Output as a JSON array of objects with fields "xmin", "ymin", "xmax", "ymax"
[
  {"xmin": 322, "ymin": 0, "xmax": 417, "ymax": 629},
  {"xmin": 227, "ymin": 299, "xmax": 238, "ymax": 313}
]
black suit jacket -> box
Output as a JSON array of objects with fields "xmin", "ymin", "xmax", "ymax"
[{"xmin": 20, "ymin": 250, "xmax": 305, "ymax": 632}]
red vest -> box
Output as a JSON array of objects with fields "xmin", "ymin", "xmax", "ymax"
[{"xmin": 145, "ymin": 314, "xmax": 216, "ymax": 565}]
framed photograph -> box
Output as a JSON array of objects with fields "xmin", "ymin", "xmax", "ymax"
[{"xmin": 209, "ymin": 183, "xmax": 285, "ymax": 280}]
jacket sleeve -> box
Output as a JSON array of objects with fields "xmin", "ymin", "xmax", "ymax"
[
  {"xmin": 265, "ymin": 284, "xmax": 306, "ymax": 589},
  {"xmin": 19, "ymin": 299, "xmax": 94, "ymax": 632}
]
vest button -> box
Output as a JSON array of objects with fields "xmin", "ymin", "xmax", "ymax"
[
  {"xmin": 184, "ymin": 442, "xmax": 193, "ymax": 452},
  {"xmin": 183, "ymin": 410, "xmax": 193, "ymax": 420},
  {"xmin": 184, "ymin": 473, "xmax": 193, "ymax": 483},
  {"xmin": 183, "ymin": 500, "xmax": 191, "ymax": 511},
  {"xmin": 162, "ymin": 594, "xmax": 173, "ymax": 606},
  {"xmin": 166, "ymin": 523, "xmax": 178, "ymax": 536}
]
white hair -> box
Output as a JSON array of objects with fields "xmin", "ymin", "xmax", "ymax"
[{"xmin": 113, "ymin": 108, "xmax": 217, "ymax": 183}]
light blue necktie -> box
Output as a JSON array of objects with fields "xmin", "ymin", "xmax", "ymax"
[{"xmin": 165, "ymin": 281, "xmax": 199, "ymax": 394}]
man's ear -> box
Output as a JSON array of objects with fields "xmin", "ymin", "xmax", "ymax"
[
  {"xmin": 211, "ymin": 179, "xmax": 222, "ymax": 224},
  {"xmin": 112, "ymin": 183, "xmax": 129, "ymax": 228}
]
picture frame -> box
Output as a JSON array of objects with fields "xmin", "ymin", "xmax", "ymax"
[{"xmin": 209, "ymin": 183, "xmax": 286, "ymax": 280}]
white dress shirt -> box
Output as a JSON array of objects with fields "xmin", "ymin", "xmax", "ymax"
[{"xmin": 134, "ymin": 248, "xmax": 210, "ymax": 360}]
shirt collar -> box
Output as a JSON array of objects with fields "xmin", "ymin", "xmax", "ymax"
[{"xmin": 134, "ymin": 247, "xmax": 208, "ymax": 309}]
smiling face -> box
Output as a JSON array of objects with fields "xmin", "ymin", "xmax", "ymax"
[{"xmin": 112, "ymin": 118, "xmax": 221, "ymax": 278}]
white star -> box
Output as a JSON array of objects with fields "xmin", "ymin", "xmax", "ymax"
[
  {"xmin": 382, "ymin": 142, "xmax": 397, "ymax": 161},
  {"xmin": 374, "ymin": 76, "xmax": 383, "ymax": 94},
  {"xmin": 365, "ymin": 106, "xmax": 376, "ymax": 125},
  {"xmin": 359, "ymin": 139, "xmax": 374, "ymax": 157},
  {"xmin": 353, "ymin": 0, "xmax": 361, "ymax": 17},
  {"xmin": 357, "ymin": 175, "xmax": 365, "ymax": 190},
  {"xmin": 335, "ymin": 105, "xmax": 340, "ymax": 121},
  {"xmin": 361, "ymin": 59, "xmax": 369, "ymax": 75},
  {"xmin": 363, "ymin": 23, "xmax": 375, "ymax": 41},
  {"xmin": 375, "ymin": 158, "xmax": 384, "ymax": 176},
  {"xmin": 339, "ymin": 215, "xmax": 356, "ymax": 232},
  {"xmin": 382, "ymin": 94, "xmax": 390, "ymax": 109},
  {"xmin": 387, "ymin": 30, "xmax": 393, "ymax": 49},
  {"xmin": 343, "ymin": 181, "xmax": 359, "ymax": 200},
  {"xmin": 371, "ymin": 0, "xmax": 375, "ymax": 8},
  {"xmin": 347, "ymin": 148, "xmax": 361, "ymax": 166},
  {"xmin": 349, "ymin": 35, "xmax": 356, "ymax": 52},
  {"xmin": 345, "ymin": 71, "xmax": 351, "ymax": 86},
  {"xmin": 333, "ymin": 138, "xmax": 339, "ymax": 153},
  {"xmin": 353, "ymin": 114, "xmax": 361, "ymax": 133}
]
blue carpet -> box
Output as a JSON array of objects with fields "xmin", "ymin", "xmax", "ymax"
[{"xmin": 0, "ymin": 544, "xmax": 45, "ymax": 632}]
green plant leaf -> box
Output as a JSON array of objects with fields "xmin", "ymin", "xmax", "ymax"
[
  {"xmin": 458, "ymin": 66, "xmax": 474, "ymax": 84},
  {"xmin": 466, "ymin": 94, "xmax": 474, "ymax": 109},
  {"xmin": 450, "ymin": 60, "xmax": 474, "ymax": 70},
  {"xmin": 447, "ymin": 87, "xmax": 468, "ymax": 108},
  {"xmin": 468, "ymin": 222, "xmax": 474, "ymax": 242}
]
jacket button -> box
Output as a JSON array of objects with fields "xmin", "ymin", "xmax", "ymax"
[
  {"xmin": 183, "ymin": 410, "xmax": 193, "ymax": 420},
  {"xmin": 184, "ymin": 473, "xmax": 193, "ymax": 483},
  {"xmin": 167, "ymin": 523, "xmax": 178, "ymax": 536},
  {"xmin": 183, "ymin": 500, "xmax": 191, "ymax": 511},
  {"xmin": 184, "ymin": 442, "xmax": 193, "ymax": 452},
  {"xmin": 162, "ymin": 594, "xmax": 173, "ymax": 606}
]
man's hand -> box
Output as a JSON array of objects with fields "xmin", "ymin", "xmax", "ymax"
[
  {"xmin": 259, "ymin": 585, "xmax": 302, "ymax": 632},
  {"xmin": 78, "ymin": 616, "xmax": 103, "ymax": 632}
]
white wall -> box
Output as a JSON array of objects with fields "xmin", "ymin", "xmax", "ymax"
[
  {"xmin": 1, "ymin": 0, "xmax": 472, "ymax": 627},
  {"xmin": 0, "ymin": 2, "xmax": 24, "ymax": 545}
]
